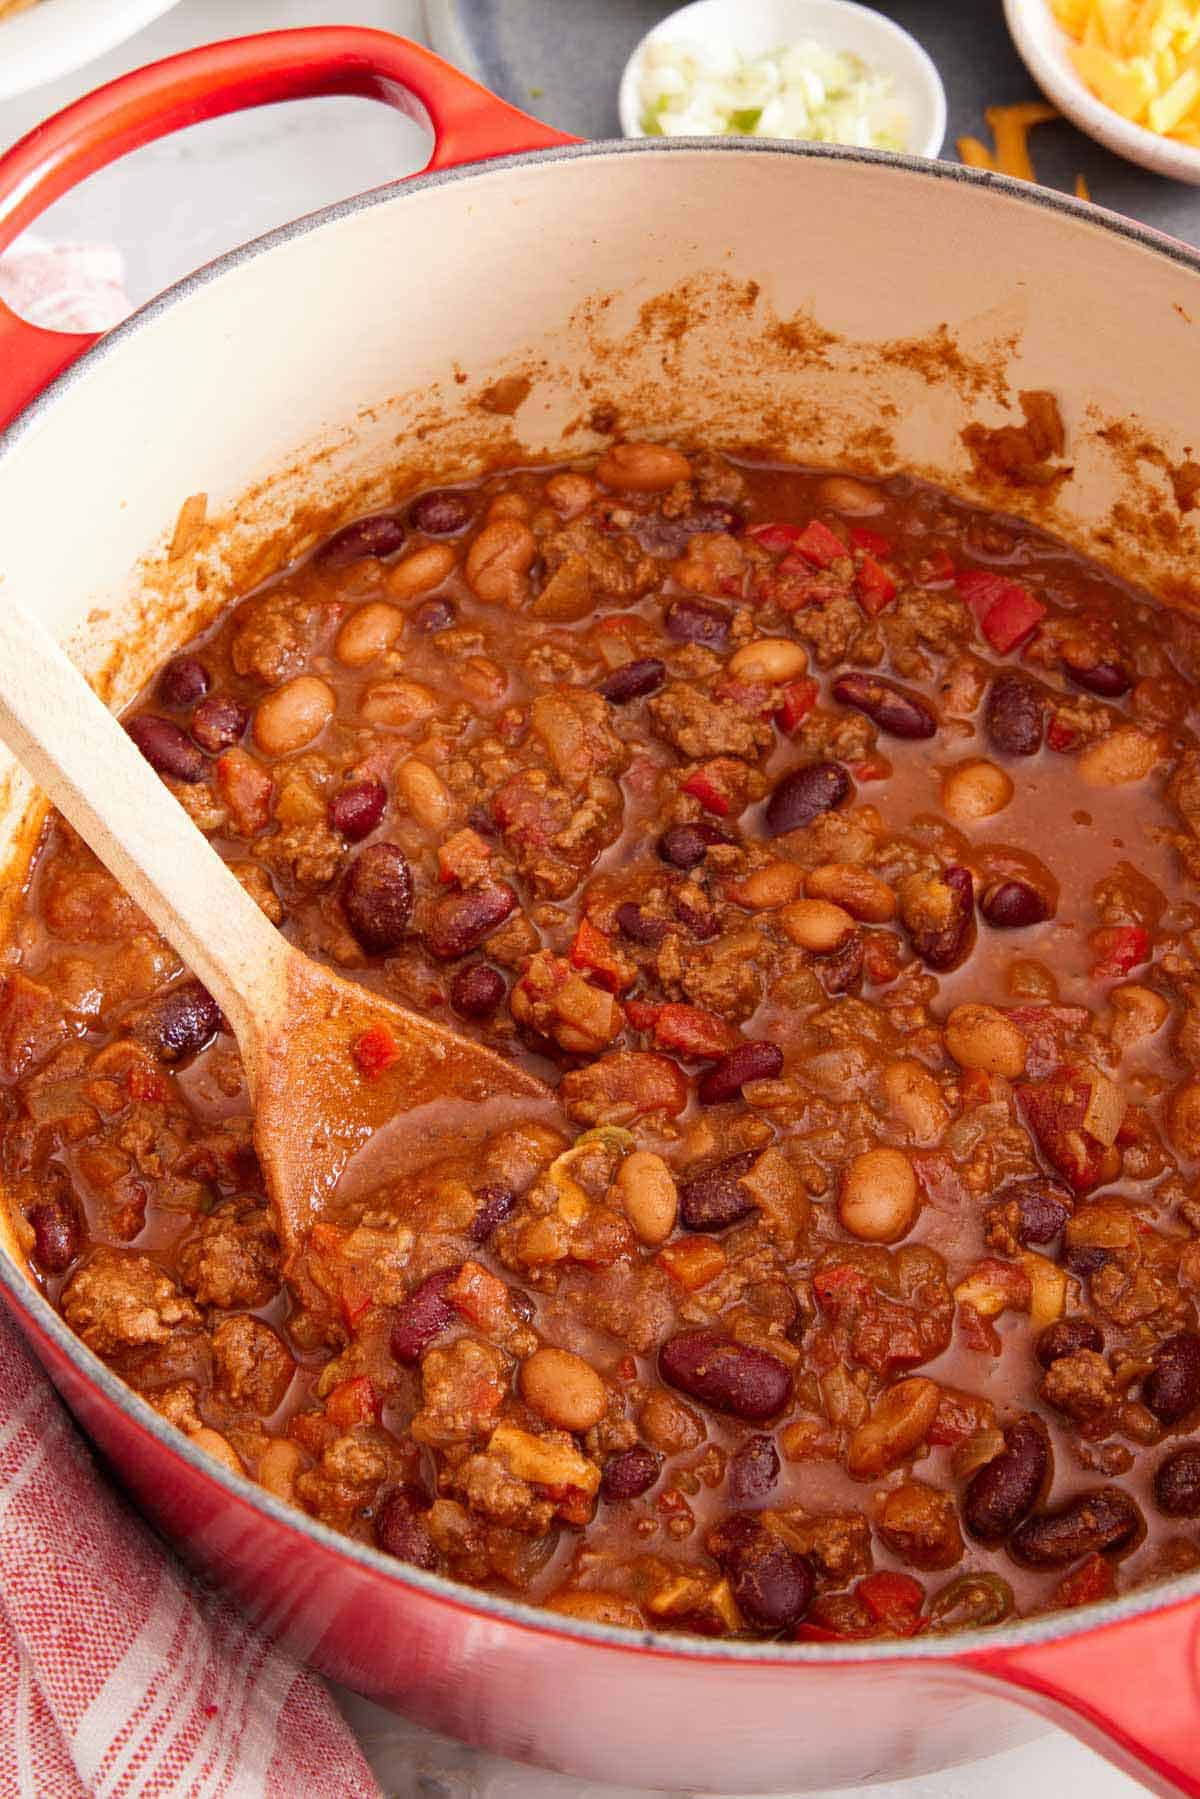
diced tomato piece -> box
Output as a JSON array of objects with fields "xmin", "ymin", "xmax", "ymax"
[
  {"xmin": 856, "ymin": 1572, "xmax": 925, "ymax": 1634},
  {"xmin": 445, "ymin": 1259, "xmax": 516, "ymax": 1333},
  {"xmin": 923, "ymin": 546, "xmax": 956, "ymax": 583},
  {"xmin": 682, "ymin": 767, "xmax": 731, "ymax": 816},
  {"xmin": 1015, "ymin": 1066, "xmax": 1108, "ymax": 1193},
  {"xmin": 774, "ymin": 677, "xmax": 819, "ymax": 733},
  {"xmin": 955, "ymin": 569, "xmax": 1046, "ymax": 654},
  {"xmin": 789, "ymin": 519, "xmax": 847, "ymax": 569},
  {"xmin": 353, "ymin": 1024, "xmax": 402, "ymax": 1079},
  {"xmin": 851, "ymin": 755, "xmax": 891, "ymax": 782},
  {"xmin": 812, "ymin": 1263, "xmax": 874, "ymax": 1314},
  {"xmin": 658, "ymin": 1236, "xmax": 727, "ymax": 1291},
  {"xmin": 633, "ymin": 1002, "xmax": 739, "ymax": 1059},
  {"xmin": 747, "ymin": 521, "xmax": 803, "ymax": 551},
  {"xmin": 126, "ymin": 1063, "xmax": 167, "ymax": 1104},
  {"xmin": 569, "ymin": 919, "xmax": 636, "ymax": 993},
  {"xmin": 1090, "ymin": 924, "xmax": 1150, "ymax": 978},
  {"xmin": 1052, "ymin": 1552, "xmax": 1115, "ymax": 1609},
  {"xmin": 849, "ymin": 525, "xmax": 893, "ymax": 557},
  {"xmin": 1047, "ymin": 715, "xmax": 1080, "ymax": 752},
  {"xmin": 853, "ymin": 553, "xmax": 898, "ymax": 617},
  {"xmin": 324, "ymin": 1375, "xmax": 381, "ymax": 1431}
]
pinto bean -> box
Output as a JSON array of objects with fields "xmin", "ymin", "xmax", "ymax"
[
  {"xmin": 1154, "ymin": 1446, "xmax": 1200, "ymax": 1518},
  {"xmin": 317, "ymin": 512, "xmax": 405, "ymax": 568},
  {"xmin": 832, "ymin": 673, "xmax": 937, "ymax": 740},
  {"xmin": 806, "ymin": 862, "xmax": 895, "ymax": 922},
  {"xmin": 466, "ymin": 518, "xmax": 536, "ymax": 603},
  {"xmin": 425, "ymin": 884, "xmax": 518, "ymax": 961},
  {"xmin": 375, "ymin": 1487, "xmax": 440, "ymax": 1569},
  {"xmin": 1009, "ymin": 1487, "xmax": 1144, "ymax": 1569},
  {"xmin": 394, "ymin": 758, "xmax": 453, "ymax": 832},
  {"xmin": 846, "ymin": 1377, "xmax": 940, "ymax": 1478},
  {"xmin": 596, "ymin": 442, "xmax": 692, "ymax": 492},
  {"xmin": 1078, "ymin": 726, "xmax": 1164, "ymax": 787},
  {"xmin": 698, "ymin": 1041, "xmax": 784, "ymax": 1105},
  {"xmin": 334, "ymin": 601, "xmax": 405, "ymax": 667},
  {"xmin": 728, "ymin": 639, "xmax": 809, "ymax": 684},
  {"xmin": 190, "ymin": 1427, "xmax": 244, "ymax": 1476},
  {"xmin": 190, "ymin": 694, "xmax": 248, "ymax": 753},
  {"xmin": 764, "ymin": 761, "xmax": 853, "ymax": 836},
  {"xmin": 521, "ymin": 1346, "xmax": 608, "ymax": 1432},
  {"xmin": 710, "ymin": 1514, "xmax": 815, "ymax": 1631},
  {"xmin": 815, "ymin": 475, "xmax": 885, "ymax": 514},
  {"xmin": 659, "ymin": 1330, "xmax": 791, "ymax": 1421},
  {"xmin": 728, "ymin": 1434, "xmax": 781, "ymax": 1506},
  {"xmin": 616, "ymin": 1150, "xmax": 678, "ymax": 1244},
  {"xmin": 387, "ymin": 543, "xmax": 457, "ymax": 600},
  {"xmin": 390, "ymin": 1265, "xmax": 460, "ymax": 1363},
  {"xmin": 945, "ymin": 1004, "xmax": 1027, "ymax": 1077},
  {"xmin": 665, "ymin": 596, "xmax": 732, "ymax": 648},
  {"xmin": 778, "ymin": 899, "xmax": 856, "ymax": 953},
  {"xmin": 838, "ymin": 1147, "xmax": 919, "ymax": 1244},
  {"xmin": 158, "ymin": 656, "xmax": 210, "ymax": 708},
  {"xmin": 340, "ymin": 842, "xmax": 414, "ymax": 953},
  {"xmin": 985, "ymin": 673, "xmax": 1043, "ymax": 757},
  {"xmin": 1142, "ymin": 1331, "xmax": 1200, "ymax": 1425},
  {"xmin": 962, "ymin": 1415, "xmax": 1050, "ymax": 1545},
  {"xmin": 252, "ymin": 675, "xmax": 335, "ymax": 755},
  {"xmin": 601, "ymin": 1445, "xmax": 661, "ymax": 1500},
  {"xmin": 1036, "ymin": 1317, "xmax": 1103, "ymax": 1367},
  {"xmin": 408, "ymin": 488, "xmax": 474, "ymax": 536},
  {"xmin": 258, "ymin": 1438, "xmax": 305, "ymax": 1503},
  {"xmin": 941, "ymin": 759, "xmax": 1013, "ymax": 822},
  {"xmin": 600, "ymin": 658, "xmax": 666, "ymax": 703},
  {"xmin": 678, "ymin": 1150, "xmax": 759, "ymax": 1232},
  {"xmin": 980, "ymin": 879, "xmax": 1054, "ymax": 928},
  {"xmin": 127, "ymin": 715, "xmax": 207, "ymax": 783}
]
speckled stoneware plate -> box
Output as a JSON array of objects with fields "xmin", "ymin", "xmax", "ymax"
[{"xmin": 422, "ymin": 0, "xmax": 1200, "ymax": 245}]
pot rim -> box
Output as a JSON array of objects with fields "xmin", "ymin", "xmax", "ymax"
[{"xmin": 4, "ymin": 132, "xmax": 1200, "ymax": 1668}]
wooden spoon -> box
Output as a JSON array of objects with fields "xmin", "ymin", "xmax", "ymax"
[{"xmin": 0, "ymin": 600, "xmax": 550, "ymax": 1251}]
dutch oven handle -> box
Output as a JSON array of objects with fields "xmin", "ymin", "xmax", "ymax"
[
  {"xmin": 0, "ymin": 26, "xmax": 577, "ymax": 430},
  {"xmin": 970, "ymin": 1597, "xmax": 1200, "ymax": 1797}
]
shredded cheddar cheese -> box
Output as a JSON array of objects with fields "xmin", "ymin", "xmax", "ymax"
[
  {"xmin": 1050, "ymin": 0, "xmax": 1200, "ymax": 142},
  {"xmin": 956, "ymin": 102, "xmax": 1058, "ymax": 178}
]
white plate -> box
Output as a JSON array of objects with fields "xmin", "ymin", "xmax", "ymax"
[
  {"xmin": 0, "ymin": 0, "xmax": 183, "ymax": 102},
  {"xmin": 1004, "ymin": 0, "xmax": 1200, "ymax": 187},
  {"xmin": 617, "ymin": 0, "xmax": 946, "ymax": 157}
]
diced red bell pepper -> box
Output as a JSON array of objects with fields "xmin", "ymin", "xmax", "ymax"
[
  {"xmin": 851, "ymin": 755, "xmax": 891, "ymax": 783},
  {"xmin": 955, "ymin": 569, "xmax": 1047, "ymax": 654},
  {"xmin": 1015, "ymin": 1067, "xmax": 1108, "ymax": 1193},
  {"xmin": 747, "ymin": 521, "xmax": 804, "ymax": 551},
  {"xmin": 445, "ymin": 1259, "xmax": 516, "ymax": 1332},
  {"xmin": 682, "ymin": 767, "xmax": 731, "ymax": 816},
  {"xmin": 812, "ymin": 1263, "xmax": 874, "ymax": 1315},
  {"xmin": 353, "ymin": 1024, "xmax": 402, "ymax": 1079},
  {"xmin": 627, "ymin": 1000, "xmax": 739, "ymax": 1059},
  {"xmin": 855, "ymin": 1572, "xmax": 925, "ymax": 1634},
  {"xmin": 774, "ymin": 676, "xmax": 820, "ymax": 733},
  {"xmin": 849, "ymin": 525, "xmax": 893, "ymax": 557},
  {"xmin": 788, "ymin": 519, "xmax": 847, "ymax": 569},
  {"xmin": 1052, "ymin": 1552, "xmax": 1115, "ymax": 1609},
  {"xmin": 854, "ymin": 554, "xmax": 898, "ymax": 617},
  {"xmin": 1046, "ymin": 716, "xmax": 1080, "ymax": 752},
  {"xmin": 569, "ymin": 919, "xmax": 636, "ymax": 993},
  {"xmin": 1090, "ymin": 924, "xmax": 1150, "ymax": 978},
  {"xmin": 324, "ymin": 1375, "xmax": 381, "ymax": 1431}
]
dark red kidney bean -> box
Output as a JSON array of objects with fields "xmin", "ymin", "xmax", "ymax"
[
  {"xmin": 190, "ymin": 693, "xmax": 248, "ymax": 753},
  {"xmin": 963, "ymin": 1414, "xmax": 1050, "ymax": 1545},
  {"xmin": 413, "ymin": 596, "xmax": 456, "ymax": 633},
  {"xmin": 26, "ymin": 1191, "xmax": 80, "ymax": 1275},
  {"xmin": 678, "ymin": 1150, "xmax": 759, "ymax": 1232},
  {"xmin": 341, "ymin": 842, "xmax": 415, "ymax": 953},
  {"xmin": 425, "ymin": 883, "xmax": 517, "ymax": 961},
  {"xmin": 316, "ymin": 512, "xmax": 405, "ymax": 568},
  {"xmin": 450, "ymin": 962, "xmax": 507, "ymax": 1019},
  {"xmin": 329, "ymin": 778, "xmax": 387, "ymax": 842},
  {"xmin": 1063, "ymin": 658, "xmax": 1132, "ymax": 699},
  {"xmin": 1143, "ymin": 1331, "xmax": 1200, "ymax": 1425},
  {"xmin": 985, "ymin": 673, "xmax": 1044, "ymax": 757},
  {"xmin": 1004, "ymin": 1179, "xmax": 1073, "ymax": 1246},
  {"xmin": 659, "ymin": 1330, "xmax": 792, "ymax": 1421},
  {"xmin": 616, "ymin": 902, "xmax": 671, "ymax": 946},
  {"xmin": 1009, "ymin": 1487, "xmax": 1144, "ymax": 1569},
  {"xmin": 469, "ymin": 1183, "xmax": 517, "ymax": 1244},
  {"xmin": 831, "ymin": 672, "xmax": 937, "ymax": 741},
  {"xmin": 1154, "ymin": 1446, "xmax": 1200, "ymax": 1518},
  {"xmin": 390, "ymin": 1266, "xmax": 461, "ymax": 1364},
  {"xmin": 158, "ymin": 656, "xmax": 210, "ymax": 709},
  {"xmin": 375, "ymin": 1487, "xmax": 440, "ymax": 1569},
  {"xmin": 601, "ymin": 1444, "xmax": 662, "ymax": 1501},
  {"xmin": 980, "ymin": 879, "xmax": 1054, "ymax": 929},
  {"xmin": 728, "ymin": 1434, "xmax": 781, "ymax": 1506},
  {"xmin": 153, "ymin": 979, "xmax": 223, "ymax": 1061},
  {"xmin": 698, "ymin": 1041, "xmax": 783, "ymax": 1106},
  {"xmin": 665, "ymin": 596, "xmax": 732, "ymax": 648},
  {"xmin": 710, "ymin": 1515, "xmax": 814, "ymax": 1632},
  {"xmin": 656, "ymin": 820, "xmax": 731, "ymax": 869},
  {"xmin": 127, "ymin": 715, "xmax": 207, "ymax": 783},
  {"xmin": 1036, "ymin": 1317, "xmax": 1104, "ymax": 1368},
  {"xmin": 632, "ymin": 504, "xmax": 745, "ymax": 555},
  {"xmin": 1063, "ymin": 1244, "xmax": 1111, "ymax": 1280},
  {"xmin": 902, "ymin": 865, "xmax": 975, "ymax": 972},
  {"xmin": 764, "ymin": 761, "xmax": 852, "ymax": 837},
  {"xmin": 600, "ymin": 658, "xmax": 666, "ymax": 704},
  {"xmin": 408, "ymin": 488, "xmax": 473, "ymax": 536}
]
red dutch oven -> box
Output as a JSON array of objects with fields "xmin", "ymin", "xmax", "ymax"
[{"xmin": 2, "ymin": 28, "xmax": 1200, "ymax": 1795}]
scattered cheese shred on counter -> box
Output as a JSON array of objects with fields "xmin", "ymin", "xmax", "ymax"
[
  {"xmin": 637, "ymin": 37, "xmax": 910, "ymax": 146},
  {"xmin": 1050, "ymin": 0, "xmax": 1200, "ymax": 141},
  {"xmin": 956, "ymin": 102, "xmax": 1059, "ymax": 177}
]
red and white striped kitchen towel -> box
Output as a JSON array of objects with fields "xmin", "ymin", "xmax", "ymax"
[{"xmin": 0, "ymin": 239, "xmax": 383, "ymax": 1799}]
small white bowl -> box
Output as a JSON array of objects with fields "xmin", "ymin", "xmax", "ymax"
[
  {"xmin": 1004, "ymin": 0, "xmax": 1200, "ymax": 186},
  {"xmin": 618, "ymin": 0, "xmax": 947, "ymax": 158},
  {"xmin": 0, "ymin": 0, "xmax": 183, "ymax": 102}
]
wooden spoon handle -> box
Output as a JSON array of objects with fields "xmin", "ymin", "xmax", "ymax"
[{"xmin": 0, "ymin": 598, "xmax": 288, "ymax": 1045}]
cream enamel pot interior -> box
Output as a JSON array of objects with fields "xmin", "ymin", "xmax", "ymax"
[{"xmin": 2, "ymin": 28, "xmax": 1200, "ymax": 1797}]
